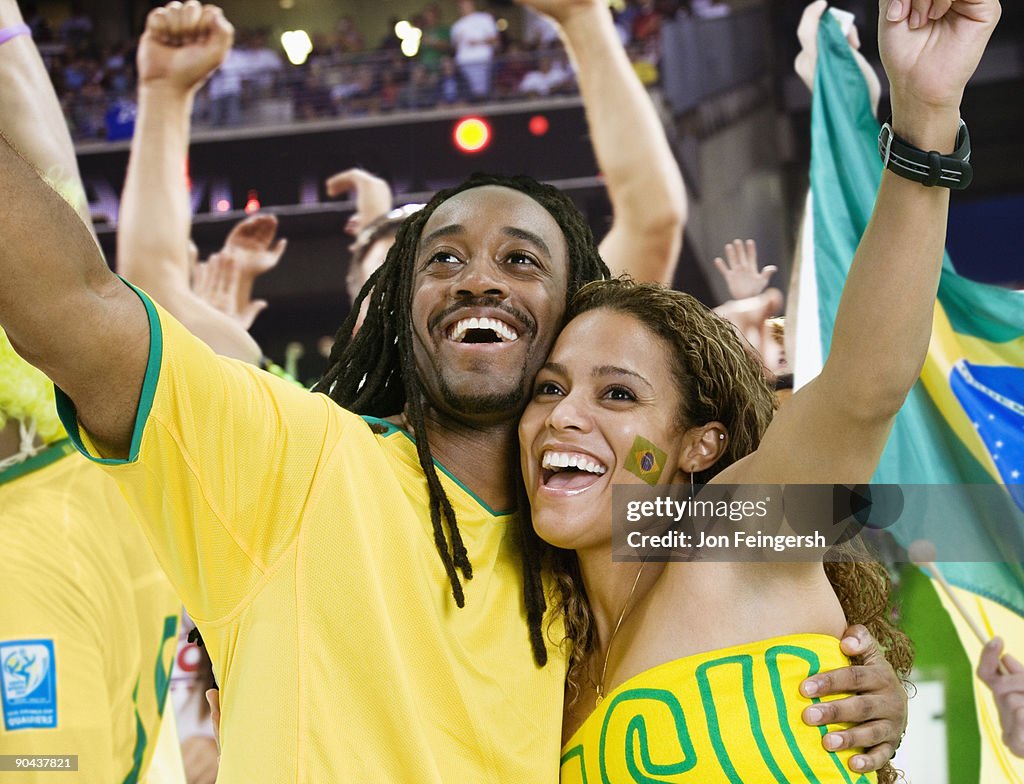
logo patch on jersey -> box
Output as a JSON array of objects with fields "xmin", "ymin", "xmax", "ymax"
[{"xmin": 1, "ymin": 639, "xmax": 56, "ymax": 730}]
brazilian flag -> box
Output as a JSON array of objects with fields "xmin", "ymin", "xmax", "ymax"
[{"xmin": 794, "ymin": 14, "xmax": 1024, "ymax": 782}]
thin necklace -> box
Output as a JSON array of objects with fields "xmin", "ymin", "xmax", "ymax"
[{"xmin": 595, "ymin": 561, "xmax": 646, "ymax": 706}]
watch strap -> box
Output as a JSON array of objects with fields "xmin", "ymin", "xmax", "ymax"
[{"xmin": 878, "ymin": 119, "xmax": 973, "ymax": 190}]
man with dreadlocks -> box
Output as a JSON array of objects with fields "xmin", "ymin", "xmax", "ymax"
[{"xmin": 0, "ymin": 1, "xmax": 908, "ymax": 780}]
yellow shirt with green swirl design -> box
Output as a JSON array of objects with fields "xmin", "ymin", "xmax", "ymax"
[{"xmin": 561, "ymin": 633, "xmax": 876, "ymax": 784}]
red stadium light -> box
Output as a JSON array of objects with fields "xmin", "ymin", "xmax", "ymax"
[
  {"xmin": 244, "ymin": 190, "xmax": 261, "ymax": 214},
  {"xmin": 453, "ymin": 117, "xmax": 491, "ymax": 154},
  {"xmin": 528, "ymin": 115, "xmax": 549, "ymax": 136}
]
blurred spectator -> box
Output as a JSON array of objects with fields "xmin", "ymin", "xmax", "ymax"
[
  {"xmin": 692, "ymin": 0, "xmax": 731, "ymax": 19},
  {"xmin": 418, "ymin": 4, "xmax": 451, "ymax": 73},
  {"xmin": 58, "ymin": 0, "xmax": 92, "ymax": 51},
  {"xmin": 518, "ymin": 53, "xmax": 572, "ymax": 97},
  {"xmin": 494, "ymin": 41, "xmax": 532, "ymax": 97},
  {"xmin": 437, "ymin": 55, "xmax": 466, "ymax": 105},
  {"xmin": 379, "ymin": 16, "xmax": 404, "ymax": 52},
  {"xmin": 376, "ymin": 66, "xmax": 402, "ymax": 112},
  {"xmin": 104, "ymin": 95, "xmax": 137, "ymax": 141},
  {"xmin": 102, "ymin": 44, "xmax": 133, "ymax": 94},
  {"xmin": 295, "ymin": 63, "xmax": 334, "ymax": 120},
  {"xmin": 450, "ymin": 0, "xmax": 498, "ymax": 100},
  {"xmin": 616, "ymin": 0, "xmax": 640, "ymax": 38},
  {"xmin": 327, "ymin": 63, "xmax": 361, "ymax": 110},
  {"xmin": 335, "ymin": 15, "xmax": 365, "ymax": 54},
  {"xmin": 612, "ymin": 7, "xmax": 632, "ymax": 45},
  {"xmin": 62, "ymin": 51, "xmax": 95, "ymax": 91},
  {"xmin": 334, "ymin": 63, "xmax": 376, "ymax": 115},
  {"xmin": 242, "ymin": 30, "xmax": 283, "ymax": 93},
  {"xmin": 203, "ymin": 30, "xmax": 284, "ymax": 126},
  {"xmin": 306, "ymin": 32, "xmax": 333, "ymax": 67},
  {"xmin": 21, "ymin": 1, "xmax": 53, "ymax": 42},
  {"xmin": 207, "ymin": 46, "xmax": 245, "ymax": 126},
  {"xmin": 171, "ymin": 613, "xmax": 219, "ymax": 784},
  {"xmin": 629, "ymin": 45, "xmax": 660, "ymax": 85},
  {"xmin": 523, "ymin": 7, "xmax": 560, "ymax": 50},
  {"xmin": 399, "ymin": 63, "xmax": 440, "ymax": 109},
  {"xmin": 631, "ymin": 0, "xmax": 663, "ymax": 54}
]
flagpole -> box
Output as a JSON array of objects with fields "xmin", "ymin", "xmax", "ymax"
[{"xmin": 910, "ymin": 539, "xmax": 1009, "ymax": 675}]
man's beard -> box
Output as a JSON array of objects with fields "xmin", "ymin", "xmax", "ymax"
[{"xmin": 436, "ymin": 367, "xmax": 529, "ymax": 416}]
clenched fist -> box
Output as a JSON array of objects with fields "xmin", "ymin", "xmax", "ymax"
[{"xmin": 137, "ymin": 1, "xmax": 234, "ymax": 94}]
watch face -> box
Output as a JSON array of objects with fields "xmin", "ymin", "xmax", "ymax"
[{"xmin": 879, "ymin": 124, "xmax": 895, "ymax": 167}]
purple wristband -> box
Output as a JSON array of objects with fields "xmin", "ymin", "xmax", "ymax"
[{"xmin": 0, "ymin": 23, "xmax": 30, "ymax": 46}]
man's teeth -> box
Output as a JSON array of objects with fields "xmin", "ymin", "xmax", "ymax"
[
  {"xmin": 447, "ymin": 317, "xmax": 519, "ymax": 342},
  {"xmin": 541, "ymin": 451, "xmax": 607, "ymax": 475}
]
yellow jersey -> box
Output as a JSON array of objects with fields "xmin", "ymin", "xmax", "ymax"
[
  {"xmin": 56, "ymin": 290, "xmax": 567, "ymax": 782},
  {"xmin": 0, "ymin": 443, "xmax": 183, "ymax": 783},
  {"xmin": 560, "ymin": 634, "xmax": 875, "ymax": 784}
]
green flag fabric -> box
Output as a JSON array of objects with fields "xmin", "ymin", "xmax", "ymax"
[{"xmin": 798, "ymin": 13, "xmax": 1024, "ymax": 615}]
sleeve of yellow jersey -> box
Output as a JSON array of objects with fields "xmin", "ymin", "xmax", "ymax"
[{"xmin": 53, "ymin": 282, "xmax": 342, "ymax": 624}]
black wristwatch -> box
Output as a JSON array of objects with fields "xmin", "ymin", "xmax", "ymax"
[{"xmin": 878, "ymin": 119, "xmax": 972, "ymax": 190}]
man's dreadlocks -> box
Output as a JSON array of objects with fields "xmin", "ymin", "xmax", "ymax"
[{"xmin": 313, "ymin": 173, "xmax": 609, "ymax": 666}]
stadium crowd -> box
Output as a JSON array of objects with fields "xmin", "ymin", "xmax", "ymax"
[
  {"xmin": 2, "ymin": 1, "xmax": 1021, "ymax": 784},
  {"xmin": 34, "ymin": 0, "xmax": 715, "ymax": 141}
]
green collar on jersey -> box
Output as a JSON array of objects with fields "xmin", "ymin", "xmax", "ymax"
[
  {"xmin": 360, "ymin": 415, "xmax": 515, "ymax": 518},
  {"xmin": 0, "ymin": 438, "xmax": 75, "ymax": 487}
]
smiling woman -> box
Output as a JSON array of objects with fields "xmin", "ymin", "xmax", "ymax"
[{"xmin": 519, "ymin": 278, "xmax": 914, "ymax": 784}]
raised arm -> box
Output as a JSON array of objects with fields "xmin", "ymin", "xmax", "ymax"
[
  {"xmin": 0, "ymin": 0, "xmax": 93, "ymax": 236},
  {"xmin": 117, "ymin": 1, "xmax": 261, "ymax": 363},
  {"xmin": 193, "ymin": 248, "xmax": 269, "ymax": 330},
  {"xmin": 325, "ymin": 167, "xmax": 395, "ymax": 238},
  {"xmin": 712, "ymin": 239, "xmax": 778, "ymax": 300},
  {"xmin": 214, "ymin": 213, "xmax": 287, "ymax": 322},
  {"xmin": 711, "ymin": 238, "xmax": 783, "ymax": 354},
  {"xmin": 516, "ymin": 0, "xmax": 686, "ymax": 283},
  {"xmin": 979, "ymin": 637, "xmax": 1024, "ymax": 758},
  {"xmin": 727, "ymin": 0, "xmax": 1001, "ymax": 485},
  {"xmin": 0, "ymin": 124, "xmax": 147, "ymax": 455},
  {"xmin": 0, "ymin": 0, "xmax": 148, "ymax": 456},
  {"xmin": 795, "ymin": 0, "xmax": 883, "ymax": 118}
]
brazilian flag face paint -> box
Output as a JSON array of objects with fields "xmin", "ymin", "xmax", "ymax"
[{"xmin": 624, "ymin": 436, "xmax": 668, "ymax": 485}]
